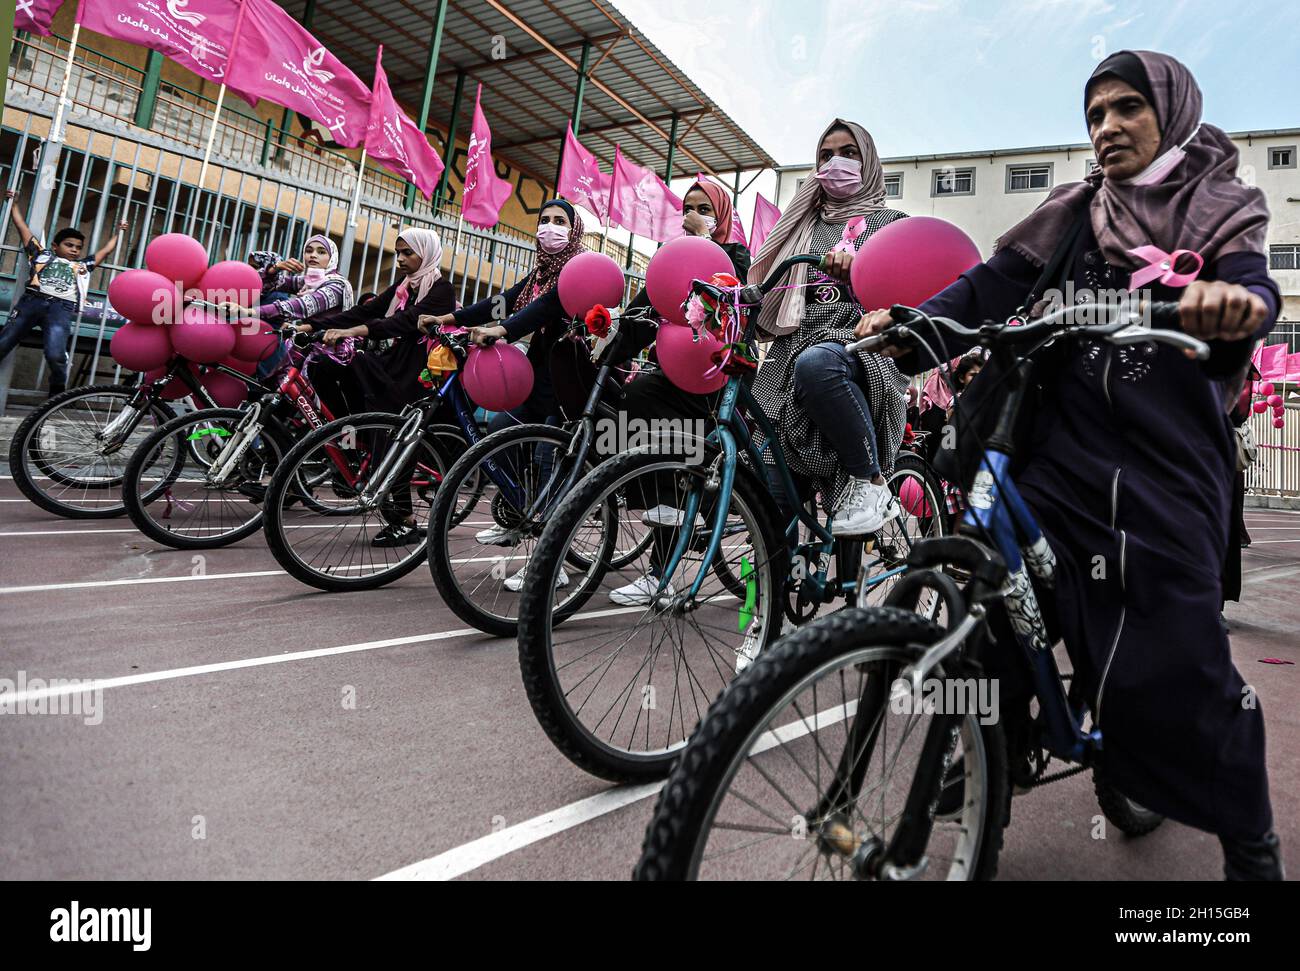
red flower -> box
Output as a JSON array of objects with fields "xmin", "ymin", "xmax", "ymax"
[{"xmin": 585, "ymin": 304, "xmax": 612, "ymax": 339}]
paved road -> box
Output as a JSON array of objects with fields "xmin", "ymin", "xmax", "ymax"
[{"xmin": 1, "ymin": 475, "xmax": 1296, "ymax": 880}]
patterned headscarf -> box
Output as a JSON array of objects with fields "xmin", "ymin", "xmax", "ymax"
[
  {"xmin": 997, "ymin": 51, "xmax": 1270, "ymax": 271},
  {"xmin": 515, "ymin": 200, "xmax": 586, "ymax": 314},
  {"xmin": 748, "ymin": 118, "xmax": 889, "ymax": 337}
]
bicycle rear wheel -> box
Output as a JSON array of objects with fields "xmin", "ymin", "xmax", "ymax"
[
  {"xmin": 858, "ymin": 451, "xmax": 949, "ymax": 612},
  {"xmin": 263, "ymin": 412, "xmax": 448, "ymax": 591},
  {"xmin": 517, "ymin": 448, "xmax": 787, "ymax": 783},
  {"xmin": 635, "ymin": 607, "xmax": 1008, "ymax": 881},
  {"xmin": 124, "ymin": 408, "xmax": 283, "ymax": 550},
  {"xmin": 8, "ymin": 384, "xmax": 176, "ymax": 518}
]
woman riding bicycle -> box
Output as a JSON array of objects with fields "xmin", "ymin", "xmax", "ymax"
[
  {"xmin": 748, "ymin": 119, "xmax": 911, "ymax": 538},
  {"xmin": 603, "ymin": 179, "xmax": 753, "ymax": 606},
  {"xmin": 857, "ymin": 51, "xmax": 1282, "ymax": 880}
]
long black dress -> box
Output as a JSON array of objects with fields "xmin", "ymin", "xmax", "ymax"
[
  {"xmin": 307, "ymin": 278, "xmax": 456, "ymax": 415},
  {"xmin": 909, "ymin": 224, "xmax": 1280, "ymax": 841}
]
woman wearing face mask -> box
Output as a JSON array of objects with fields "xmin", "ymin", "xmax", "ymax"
[
  {"xmin": 230, "ymin": 235, "xmax": 355, "ymax": 325},
  {"xmin": 857, "ymin": 52, "xmax": 1282, "ymax": 879},
  {"xmin": 422, "ymin": 200, "xmax": 586, "ymax": 434},
  {"xmin": 747, "ymin": 118, "xmax": 911, "ymax": 538}
]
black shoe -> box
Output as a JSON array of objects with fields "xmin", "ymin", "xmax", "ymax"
[
  {"xmin": 236, "ymin": 482, "xmax": 268, "ymax": 504},
  {"xmin": 1221, "ymin": 831, "xmax": 1285, "ymax": 881},
  {"xmin": 371, "ymin": 523, "xmax": 423, "ymax": 548}
]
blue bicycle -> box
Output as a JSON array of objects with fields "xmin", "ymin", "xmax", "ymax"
[
  {"xmin": 635, "ymin": 298, "xmax": 1201, "ymax": 880},
  {"xmin": 516, "ymin": 255, "xmax": 949, "ymax": 783}
]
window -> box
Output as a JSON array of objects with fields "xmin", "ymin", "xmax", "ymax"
[
  {"xmin": 1269, "ymin": 146, "xmax": 1296, "ymax": 170},
  {"xmin": 1006, "ymin": 163, "xmax": 1053, "ymax": 193},
  {"xmin": 1084, "ymin": 158, "xmax": 1099, "ymax": 177},
  {"xmin": 932, "ymin": 167, "xmax": 975, "ymax": 197},
  {"xmin": 883, "ymin": 173, "xmax": 903, "ymax": 199},
  {"xmin": 1271, "ymin": 245, "xmax": 1300, "ymax": 271}
]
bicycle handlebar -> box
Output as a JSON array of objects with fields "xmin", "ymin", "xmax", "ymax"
[{"xmin": 845, "ymin": 300, "xmax": 1209, "ymax": 361}]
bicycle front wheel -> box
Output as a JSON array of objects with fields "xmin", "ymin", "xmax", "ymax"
[
  {"xmin": 517, "ymin": 448, "xmax": 788, "ymax": 783},
  {"xmin": 262, "ymin": 412, "xmax": 447, "ymax": 591},
  {"xmin": 8, "ymin": 383, "xmax": 176, "ymax": 518},
  {"xmin": 635, "ymin": 607, "xmax": 1008, "ymax": 881}
]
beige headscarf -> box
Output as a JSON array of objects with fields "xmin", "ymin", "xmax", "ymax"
[
  {"xmin": 386, "ymin": 227, "xmax": 444, "ymax": 317},
  {"xmin": 748, "ymin": 119, "xmax": 889, "ymax": 337}
]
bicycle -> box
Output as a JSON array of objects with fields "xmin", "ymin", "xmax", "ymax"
[
  {"xmin": 426, "ymin": 310, "xmax": 658, "ymax": 637},
  {"xmin": 258, "ymin": 327, "xmax": 485, "ymax": 591},
  {"xmin": 634, "ymin": 299, "xmax": 1197, "ymax": 880},
  {"xmin": 516, "ymin": 255, "xmax": 948, "ymax": 784},
  {"xmin": 7, "ymin": 355, "xmax": 272, "ymax": 519},
  {"xmin": 120, "ymin": 331, "xmax": 353, "ymax": 550}
]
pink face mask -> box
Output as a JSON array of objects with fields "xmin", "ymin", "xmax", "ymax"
[
  {"xmin": 537, "ymin": 223, "xmax": 571, "ymax": 254},
  {"xmin": 1120, "ymin": 125, "xmax": 1201, "ymax": 188},
  {"xmin": 815, "ymin": 156, "xmax": 864, "ymax": 199},
  {"xmin": 303, "ymin": 267, "xmax": 328, "ymax": 288}
]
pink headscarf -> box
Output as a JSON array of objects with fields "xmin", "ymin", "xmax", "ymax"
[
  {"xmin": 687, "ymin": 180, "xmax": 734, "ymax": 245},
  {"xmin": 386, "ymin": 227, "xmax": 444, "ymax": 316}
]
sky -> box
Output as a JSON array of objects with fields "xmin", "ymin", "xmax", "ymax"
[{"xmin": 609, "ymin": 0, "xmax": 1299, "ymax": 235}]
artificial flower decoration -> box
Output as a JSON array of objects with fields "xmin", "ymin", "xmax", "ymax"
[{"xmin": 585, "ymin": 304, "xmax": 612, "ymax": 339}]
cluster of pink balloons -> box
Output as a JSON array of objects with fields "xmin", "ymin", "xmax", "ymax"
[
  {"xmin": 1244, "ymin": 381, "xmax": 1289, "ymax": 430},
  {"xmin": 108, "ymin": 233, "xmax": 281, "ymax": 407}
]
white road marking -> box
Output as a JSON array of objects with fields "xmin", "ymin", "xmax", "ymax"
[
  {"xmin": 0, "ymin": 570, "xmax": 286, "ymax": 594},
  {"xmin": 377, "ymin": 702, "xmax": 856, "ymax": 881},
  {"xmin": 1, "ymin": 604, "xmax": 647, "ymax": 704}
]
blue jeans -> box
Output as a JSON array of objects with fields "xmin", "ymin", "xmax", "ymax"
[
  {"xmin": 0, "ymin": 293, "xmax": 77, "ymax": 395},
  {"xmin": 793, "ymin": 341, "xmax": 881, "ymax": 480}
]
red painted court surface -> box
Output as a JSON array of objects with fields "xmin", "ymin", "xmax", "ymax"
[{"xmin": 1, "ymin": 474, "xmax": 1296, "ymax": 881}]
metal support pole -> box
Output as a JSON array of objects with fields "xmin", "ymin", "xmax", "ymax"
[
  {"xmin": 554, "ymin": 39, "xmax": 592, "ymax": 190},
  {"xmin": 339, "ymin": 148, "xmax": 367, "ymax": 280},
  {"xmin": 435, "ymin": 70, "xmax": 465, "ymax": 210},
  {"xmin": 406, "ymin": 0, "xmax": 450, "ymax": 211},
  {"xmin": 133, "ymin": 51, "xmax": 164, "ymax": 129},
  {"xmin": 664, "ymin": 112, "xmax": 680, "ymax": 184}
]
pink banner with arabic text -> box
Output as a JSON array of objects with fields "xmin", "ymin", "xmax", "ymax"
[
  {"xmin": 16, "ymin": 0, "xmax": 70, "ymax": 36},
  {"xmin": 609, "ymin": 148, "xmax": 682, "ymax": 243},
  {"xmin": 364, "ymin": 47, "xmax": 444, "ymax": 200},
  {"xmin": 460, "ymin": 84, "xmax": 513, "ymax": 229}
]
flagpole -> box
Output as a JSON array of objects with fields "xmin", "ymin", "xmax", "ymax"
[
  {"xmin": 49, "ymin": 21, "xmax": 82, "ymax": 145},
  {"xmin": 187, "ymin": 0, "xmax": 247, "ymax": 236},
  {"xmin": 600, "ymin": 212, "xmax": 610, "ymax": 255},
  {"xmin": 449, "ymin": 212, "xmax": 464, "ymax": 283}
]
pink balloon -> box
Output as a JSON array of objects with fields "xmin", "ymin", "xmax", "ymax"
[
  {"xmin": 645, "ymin": 236, "xmax": 734, "ymax": 326},
  {"xmin": 171, "ymin": 305, "xmax": 236, "ymax": 364},
  {"xmin": 1267, "ymin": 395, "xmax": 1283, "ymax": 408},
  {"xmin": 107, "ymin": 269, "xmax": 181, "ymax": 325},
  {"xmin": 109, "ymin": 321, "xmax": 174, "ymax": 372},
  {"xmin": 219, "ymin": 356, "xmax": 258, "ymax": 376},
  {"xmin": 230, "ymin": 320, "xmax": 282, "ymax": 363},
  {"xmin": 656, "ymin": 323, "xmax": 728, "ymax": 395},
  {"xmin": 1261, "ymin": 383, "xmax": 1276, "ymax": 397},
  {"xmin": 1274, "ymin": 418, "xmax": 1286, "ymax": 430},
  {"xmin": 461, "ymin": 342, "xmax": 535, "ymax": 412},
  {"xmin": 898, "ymin": 477, "xmax": 933, "ymax": 517},
  {"xmin": 1253, "ymin": 401, "xmax": 1269, "ymax": 415},
  {"xmin": 558, "ymin": 252, "xmax": 626, "ymax": 318},
  {"xmin": 851, "ymin": 216, "xmax": 981, "ymax": 311},
  {"xmin": 145, "ymin": 233, "xmax": 210, "ymax": 290},
  {"xmin": 201, "ymin": 368, "xmax": 249, "ymax": 408},
  {"xmin": 199, "ymin": 260, "xmax": 264, "ymax": 307},
  {"xmin": 144, "ymin": 363, "xmax": 202, "ymax": 401}
]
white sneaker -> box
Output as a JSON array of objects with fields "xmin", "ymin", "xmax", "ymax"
[
  {"xmin": 642, "ymin": 504, "xmax": 704, "ymax": 529},
  {"xmin": 475, "ymin": 525, "xmax": 517, "ymax": 547},
  {"xmin": 734, "ymin": 624, "xmax": 764, "ymax": 673},
  {"xmin": 504, "ymin": 563, "xmax": 569, "ymax": 592},
  {"xmin": 831, "ymin": 478, "xmax": 900, "ymax": 537},
  {"xmin": 609, "ymin": 574, "xmax": 675, "ymax": 606}
]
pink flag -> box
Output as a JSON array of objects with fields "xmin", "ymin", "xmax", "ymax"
[
  {"xmin": 460, "ymin": 84, "xmax": 513, "ymax": 229},
  {"xmin": 78, "ymin": 0, "xmax": 258, "ymax": 104},
  {"xmin": 557, "ymin": 123, "xmax": 610, "ymax": 221},
  {"xmin": 1286, "ymin": 353, "xmax": 1300, "ymax": 384},
  {"xmin": 750, "ymin": 194, "xmax": 781, "ymax": 255},
  {"xmin": 364, "ymin": 47, "xmax": 444, "ymax": 200},
  {"xmin": 16, "ymin": 0, "xmax": 69, "ymax": 36},
  {"xmin": 610, "ymin": 148, "xmax": 682, "ymax": 243},
  {"xmin": 225, "ymin": 0, "xmax": 371, "ymax": 148},
  {"xmin": 1255, "ymin": 344, "xmax": 1287, "ymax": 381},
  {"xmin": 729, "ymin": 206, "xmax": 747, "ymax": 246}
]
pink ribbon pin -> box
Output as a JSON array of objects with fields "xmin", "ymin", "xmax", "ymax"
[
  {"xmin": 1128, "ymin": 245, "xmax": 1204, "ymax": 292},
  {"xmin": 830, "ymin": 216, "xmax": 869, "ymax": 256}
]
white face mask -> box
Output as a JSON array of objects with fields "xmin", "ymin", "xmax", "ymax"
[
  {"xmin": 689, "ymin": 214, "xmax": 717, "ymax": 237},
  {"xmin": 1119, "ymin": 124, "xmax": 1201, "ymax": 187},
  {"xmin": 537, "ymin": 223, "xmax": 571, "ymax": 254}
]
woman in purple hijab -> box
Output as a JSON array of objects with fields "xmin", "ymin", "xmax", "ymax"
[{"xmin": 859, "ymin": 51, "xmax": 1282, "ymax": 879}]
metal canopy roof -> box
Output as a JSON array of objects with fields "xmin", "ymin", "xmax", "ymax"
[{"xmin": 278, "ymin": 0, "xmax": 776, "ymax": 189}]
